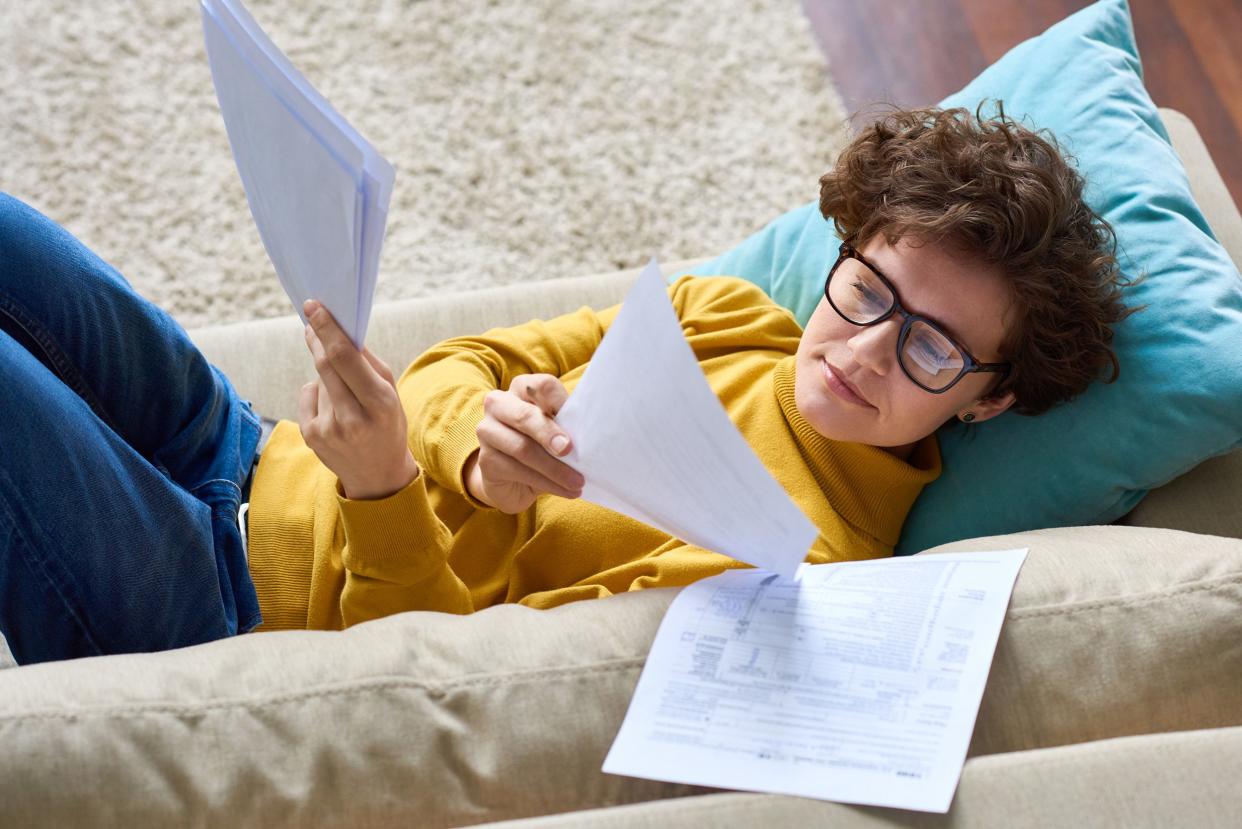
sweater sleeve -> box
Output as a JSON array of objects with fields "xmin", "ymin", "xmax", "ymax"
[
  {"xmin": 333, "ymin": 469, "xmax": 473, "ymax": 627},
  {"xmin": 516, "ymin": 541, "xmax": 754, "ymax": 610},
  {"xmin": 395, "ymin": 302, "xmax": 621, "ymax": 506}
]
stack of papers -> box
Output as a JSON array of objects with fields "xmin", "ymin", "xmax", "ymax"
[{"xmin": 200, "ymin": 0, "xmax": 394, "ymax": 348}]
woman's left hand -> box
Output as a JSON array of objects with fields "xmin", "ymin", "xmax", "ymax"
[{"xmin": 298, "ymin": 299, "xmax": 419, "ymax": 500}]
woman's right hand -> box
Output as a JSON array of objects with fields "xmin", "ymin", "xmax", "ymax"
[{"xmin": 464, "ymin": 373, "xmax": 585, "ymax": 513}]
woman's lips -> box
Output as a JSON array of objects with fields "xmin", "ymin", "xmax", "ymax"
[{"xmin": 822, "ymin": 359, "xmax": 874, "ymax": 408}]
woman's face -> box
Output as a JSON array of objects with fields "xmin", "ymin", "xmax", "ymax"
[{"xmin": 795, "ymin": 234, "xmax": 1017, "ymax": 459}]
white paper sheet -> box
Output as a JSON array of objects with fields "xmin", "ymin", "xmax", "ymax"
[
  {"xmin": 603, "ymin": 548, "xmax": 1029, "ymax": 813},
  {"xmin": 554, "ymin": 259, "xmax": 818, "ymax": 578},
  {"xmin": 201, "ymin": 0, "xmax": 394, "ymax": 347}
]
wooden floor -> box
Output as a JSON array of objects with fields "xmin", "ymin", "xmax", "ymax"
[{"xmin": 802, "ymin": 0, "xmax": 1242, "ymax": 207}]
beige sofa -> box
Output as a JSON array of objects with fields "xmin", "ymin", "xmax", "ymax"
[{"xmin": 1, "ymin": 108, "xmax": 1240, "ymax": 827}]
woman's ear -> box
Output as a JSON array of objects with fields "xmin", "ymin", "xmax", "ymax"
[{"xmin": 960, "ymin": 390, "xmax": 1016, "ymax": 424}]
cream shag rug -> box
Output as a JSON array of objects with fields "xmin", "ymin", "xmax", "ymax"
[{"xmin": 0, "ymin": 0, "xmax": 850, "ymax": 329}]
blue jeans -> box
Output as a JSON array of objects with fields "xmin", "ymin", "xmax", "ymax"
[{"xmin": 0, "ymin": 193, "xmax": 263, "ymax": 665}]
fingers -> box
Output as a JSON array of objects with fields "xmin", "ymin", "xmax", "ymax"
[
  {"xmin": 503, "ymin": 375, "xmax": 573, "ymax": 456},
  {"xmin": 304, "ymin": 321, "xmax": 363, "ymax": 421},
  {"xmin": 297, "ymin": 378, "xmax": 322, "ymax": 442},
  {"xmin": 479, "ymin": 448, "xmax": 581, "ymax": 501},
  {"xmin": 511, "ymin": 374, "xmax": 570, "ymax": 418},
  {"xmin": 484, "ymin": 384, "xmax": 579, "ymax": 457},
  {"xmin": 303, "ymin": 299, "xmax": 392, "ymax": 408},
  {"xmin": 476, "ymin": 407, "xmax": 584, "ymax": 494},
  {"xmin": 298, "ymin": 377, "xmax": 319, "ymax": 423}
]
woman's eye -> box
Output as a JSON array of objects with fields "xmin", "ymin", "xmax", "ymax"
[
  {"xmin": 912, "ymin": 338, "xmax": 954, "ymax": 367},
  {"xmin": 851, "ymin": 280, "xmax": 880, "ymax": 304}
]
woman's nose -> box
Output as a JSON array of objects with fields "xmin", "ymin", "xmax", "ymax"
[{"xmin": 847, "ymin": 319, "xmax": 900, "ymax": 375}]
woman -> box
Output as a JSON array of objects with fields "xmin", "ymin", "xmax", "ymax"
[{"xmin": 0, "ymin": 105, "xmax": 1133, "ymax": 664}]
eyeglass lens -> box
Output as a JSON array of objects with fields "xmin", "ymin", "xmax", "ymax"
[{"xmin": 829, "ymin": 257, "xmax": 965, "ymax": 391}]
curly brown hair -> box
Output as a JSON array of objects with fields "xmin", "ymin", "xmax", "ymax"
[{"xmin": 818, "ymin": 102, "xmax": 1139, "ymax": 416}]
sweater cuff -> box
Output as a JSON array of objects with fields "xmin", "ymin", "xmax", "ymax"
[{"xmin": 334, "ymin": 470, "xmax": 450, "ymax": 578}]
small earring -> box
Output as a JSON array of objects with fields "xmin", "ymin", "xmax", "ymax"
[{"xmin": 961, "ymin": 412, "xmax": 976, "ymax": 423}]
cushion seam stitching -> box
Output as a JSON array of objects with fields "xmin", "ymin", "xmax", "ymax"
[{"xmin": 1009, "ymin": 574, "xmax": 1241, "ymax": 619}]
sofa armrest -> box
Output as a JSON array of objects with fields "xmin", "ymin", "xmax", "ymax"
[
  {"xmin": 1119, "ymin": 109, "xmax": 1242, "ymax": 539},
  {"xmin": 1159, "ymin": 108, "xmax": 1242, "ymax": 267}
]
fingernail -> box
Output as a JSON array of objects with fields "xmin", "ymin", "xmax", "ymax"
[
  {"xmin": 550, "ymin": 435, "xmax": 569, "ymax": 455},
  {"xmin": 303, "ymin": 299, "xmax": 317, "ymax": 313}
]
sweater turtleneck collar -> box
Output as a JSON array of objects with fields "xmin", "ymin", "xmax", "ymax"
[{"xmin": 772, "ymin": 356, "xmax": 941, "ymax": 548}]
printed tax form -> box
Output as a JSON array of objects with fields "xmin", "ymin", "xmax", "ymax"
[{"xmin": 604, "ymin": 549, "xmax": 1028, "ymax": 813}]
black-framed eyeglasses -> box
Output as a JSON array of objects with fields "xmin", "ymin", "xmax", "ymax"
[{"xmin": 824, "ymin": 242, "xmax": 1011, "ymax": 394}]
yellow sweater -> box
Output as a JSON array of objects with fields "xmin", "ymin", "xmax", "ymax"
[{"xmin": 247, "ymin": 276, "xmax": 941, "ymax": 631}]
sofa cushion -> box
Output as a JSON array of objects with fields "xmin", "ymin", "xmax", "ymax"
[
  {"xmin": 1, "ymin": 525, "xmax": 1239, "ymax": 827},
  {"xmin": 687, "ymin": 0, "xmax": 1242, "ymax": 554}
]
